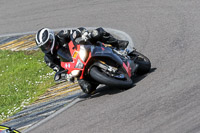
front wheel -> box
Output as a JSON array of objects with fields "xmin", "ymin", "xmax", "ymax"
[{"xmin": 90, "ymin": 66, "xmax": 133, "ymax": 89}]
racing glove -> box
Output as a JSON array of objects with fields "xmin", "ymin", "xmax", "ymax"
[
  {"xmin": 53, "ymin": 65, "xmax": 60, "ymax": 72},
  {"xmin": 54, "ymin": 69, "xmax": 74, "ymax": 82}
]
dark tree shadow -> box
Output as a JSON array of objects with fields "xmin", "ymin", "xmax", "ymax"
[{"xmin": 80, "ymin": 68, "xmax": 157, "ymax": 99}]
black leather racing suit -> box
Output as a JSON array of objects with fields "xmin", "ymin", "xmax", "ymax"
[
  {"xmin": 44, "ymin": 27, "xmax": 128, "ymax": 72},
  {"xmin": 43, "ymin": 27, "xmax": 129, "ymax": 92}
]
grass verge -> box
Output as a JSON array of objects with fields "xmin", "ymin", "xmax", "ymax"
[{"xmin": 0, "ymin": 50, "xmax": 56, "ymax": 123}]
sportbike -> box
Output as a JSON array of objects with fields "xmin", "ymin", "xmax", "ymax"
[{"xmin": 56, "ymin": 36, "xmax": 151, "ymax": 94}]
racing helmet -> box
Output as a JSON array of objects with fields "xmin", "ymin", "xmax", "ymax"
[{"xmin": 35, "ymin": 28, "xmax": 55, "ymax": 54}]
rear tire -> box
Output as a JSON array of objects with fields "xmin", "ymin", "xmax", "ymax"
[
  {"xmin": 90, "ymin": 67, "xmax": 133, "ymax": 89},
  {"xmin": 131, "ymin": 51, "xmax": 151, "ymax": 75}
]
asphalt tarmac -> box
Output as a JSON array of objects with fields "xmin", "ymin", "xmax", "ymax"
[{"xmin": 1, "ymin": 0, "xmax": 200, "ymax": 133}]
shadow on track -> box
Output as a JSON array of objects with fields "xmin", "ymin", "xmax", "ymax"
[{"xmin": 80, "ymin": 68, "xmax": 157, "ymax": 99}]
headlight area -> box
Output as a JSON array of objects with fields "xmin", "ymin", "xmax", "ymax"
[
  {"xmin": 71, "ymin": 59, "xmax": 84, "ymax": 77},
  {"xmin": 75, "ymin": 59, "xmax": 84, "ymax": 69},
  {"xmin": 79, "ymin": 45, "xmax": 88, "ymax": 62}
]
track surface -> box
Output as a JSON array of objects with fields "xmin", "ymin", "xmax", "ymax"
[{"xmin": 1, "ymin": 0, "xmax": 200, "ymax": 133}]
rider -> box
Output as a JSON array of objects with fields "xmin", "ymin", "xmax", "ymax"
[{"xmin": 35, "ymin": 27, "xmax": 129, "ymax": 91}]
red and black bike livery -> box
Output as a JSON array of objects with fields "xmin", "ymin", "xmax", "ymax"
[{"xmin": 57, "ymin": 37, "xmax": 151, "ymax": 94}]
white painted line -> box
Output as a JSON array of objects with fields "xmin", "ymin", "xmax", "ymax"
[{"xmin": 1, "ymin": 27, "xmax": 134, "ymax": 132}]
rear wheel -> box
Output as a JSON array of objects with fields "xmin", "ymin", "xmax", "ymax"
[
  {"xmin": 130, "ymin": 51, "xmax": 151, "ymax": 75},
  {"xmin": 90, "ymin": 66, "xmax": 133, "ymax": 89}
]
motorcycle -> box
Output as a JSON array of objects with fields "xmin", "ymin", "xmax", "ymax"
[{"xmin": 56, "ymin": 36, "xmax": 151, "ymax": 94}]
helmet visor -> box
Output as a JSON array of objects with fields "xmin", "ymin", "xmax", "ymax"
[{"xmin": 40, "ymin": 34, "xmax": 55, "ymax": 54}]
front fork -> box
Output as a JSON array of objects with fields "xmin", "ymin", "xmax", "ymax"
[
  {"xmin": 92, "ymin": 61, "xmax": 133, "ymax": 81},
  {"xmin": 127, "ymin": 59, "xmax": 139, "ymax": 77}
]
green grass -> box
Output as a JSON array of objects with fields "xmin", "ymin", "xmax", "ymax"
[{"xmin": 0, "ymin": 50, "xmax": 56, "ymax": 123}]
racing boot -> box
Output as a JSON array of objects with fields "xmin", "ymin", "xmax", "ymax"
[
  {"xmin": 92, "ymin": 27, "xmax": 129, "ymax": 50},
  {"xmin": 105, "ymin": 39, "xmax": 129, "ymax": 50},
  {"xmin": 117, "ymin": 40, "xmax": 129, "ymax": 50},
  {"xmin": 78, "ymin": 79, "xmax": 97, "ymax": 94}
]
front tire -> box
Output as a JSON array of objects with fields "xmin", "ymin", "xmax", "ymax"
[{"xmin": 90, "ymin": 66, "xmax": 133, "ymax": 89}]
